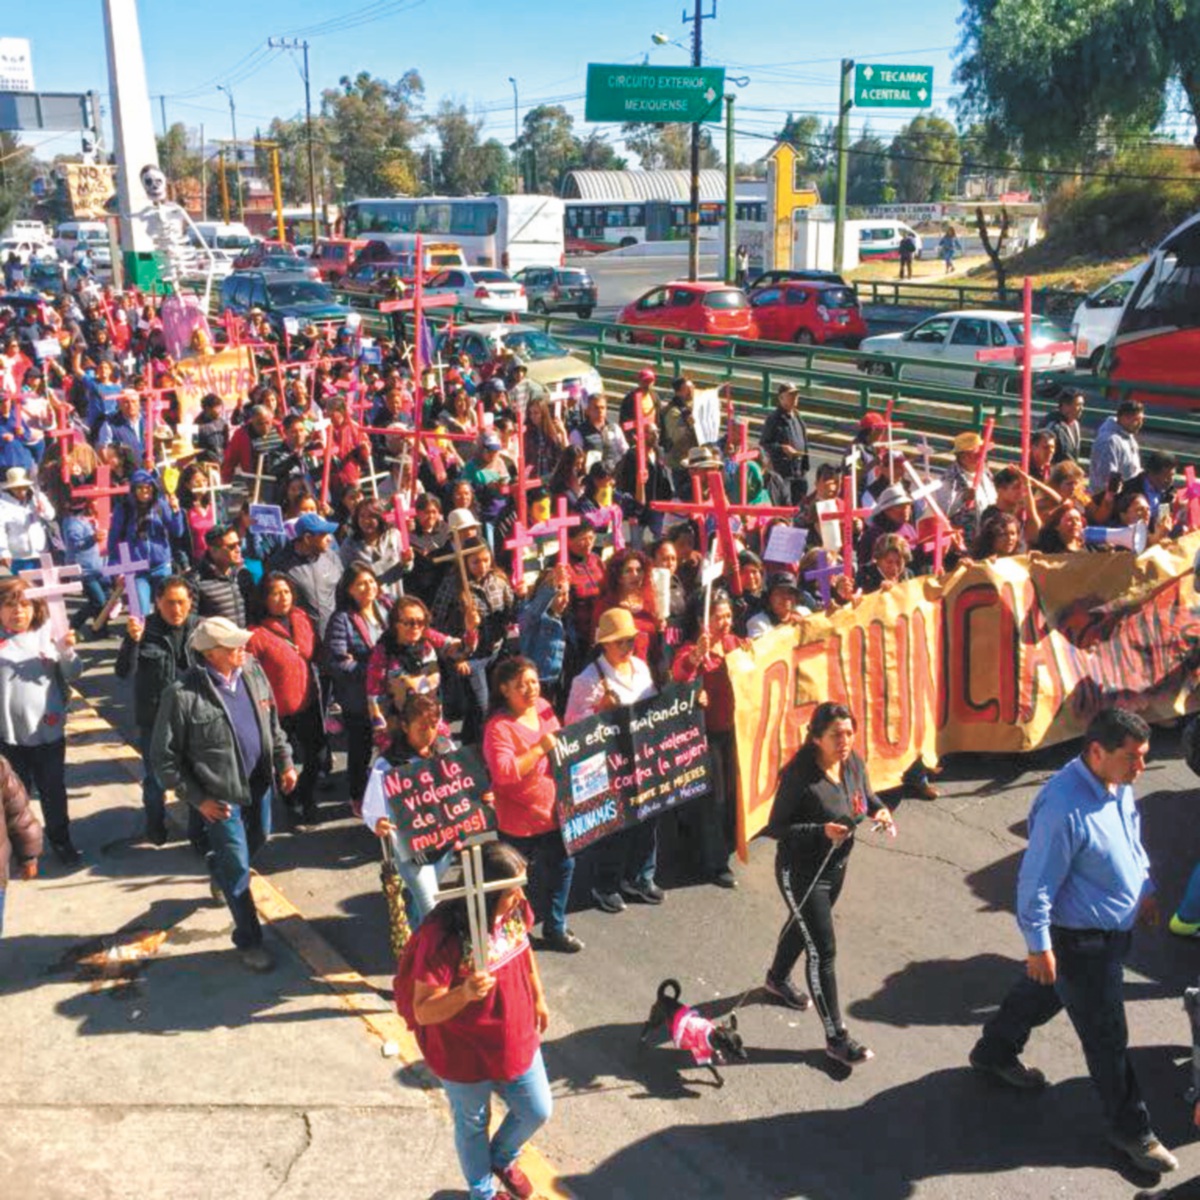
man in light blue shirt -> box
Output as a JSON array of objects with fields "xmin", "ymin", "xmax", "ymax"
[{"xmin": 970, "ymin": 708, "xmax": 1178, "ymax": 1176}]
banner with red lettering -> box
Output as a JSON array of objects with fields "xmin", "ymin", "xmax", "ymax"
[
  {"xmin": 730, "ymin": 535, "xmax": 1200, "ymax": 859},
  {"xmin": 172, "ymin": 346, "xmax": 257, "ymax": 427}
]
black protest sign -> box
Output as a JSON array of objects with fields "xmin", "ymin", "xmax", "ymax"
[
  {"xmin": 552, "ymin": 681, "xmax": 712, "ymax": 856},
  {"xmin": 382, "ymin": 746, "xmax": 496, "ymax": 857}
]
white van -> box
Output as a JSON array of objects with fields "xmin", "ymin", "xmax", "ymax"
[
  {"xmin": 54, "ymin": 221, "xmax": 111, "ymax": 268},
  {"xmin": 850, "ymin": 220, "xmax": 923, "ymax": 261},
  {"xmin": 192, "ymin": 221, "xmax": 257, "ymax": 253},
  {"xmin": 1069, "ymin": 262, "xmax": 1146, "ymax": 371},
  {"xmin": 4, "ymin": 220, "xmax": 50, "ymax": 245}
]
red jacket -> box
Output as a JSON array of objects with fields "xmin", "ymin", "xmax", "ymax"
[
  {"xmin": 672, "ymin": 633, "xmax": 741, "ymax": 733},
  {"xmin": 247, "ymin": 610, "xmax": 319, "ymax": 717}
]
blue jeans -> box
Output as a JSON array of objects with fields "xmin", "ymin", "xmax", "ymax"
[
  {"xmin": 204, "ymin": 790, "xmax": 272, "ymax": 949},
  {"xmin": 0, "ymin": 887, "xmax": 6, "ymax": 936},
  {"xmin": 439, "ymin": 1048, "xmax": 552, "ymax": 1200},
  {"xmin": 1177, "ymin": 860, "xmax": 1200, "ymax": 923},
  {"xmin": 594, "ymin": 818, "xmax": 657, "ymax": 895},
  {"xmin": 974, "ymin": 926, "xmax": 1151, "ymax": 1140},
  {"xmin": 502, "ymin": 830, "xmax": 575, "ymax": 937},
  {"xmin": 461, "ymin": 653, "xmax": 498, "ymax": 745},
  {"xmin": 393, "ymin": 841, "xmax": 453, "ymax": 930},
  {"xmin": 134, "ymin": 563, "xmax": 172, "ymax": 619},
  {"xmin": 138, "ymin": 727, "xmax": 167, "ymax": 835}
]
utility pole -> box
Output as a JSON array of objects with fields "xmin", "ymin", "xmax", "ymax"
[
  {"xmin": 270, "ymin": 37, "xmax": 319, "ymax": 244},
  {"xmin": 217, "ymin": 83, "xmax": 243, "ymax": 220},
  {"xmin": 683, "ymin": 0, "xmax": 717, "ymax": 282},
  {"xmin": 218, "ymin": 148, "xmax": 230, "ymax": 222},
  {"xmin": 724, "ymin": 95, "xmax": 736, "ymax": 284},
  {"xmin": 833, "ymin": 58, "xmax": 853, "ymax": 272},
  {"xmin": 199, "ymin": 122, "xmax": 207, "ymax": 217},
  {"xmin": 157, "ymin": 94, "xmax": 167, "ymax": 136},
  {"xmin": 508, "ymin": 77, "xmax": 521, "ymax": 193}
]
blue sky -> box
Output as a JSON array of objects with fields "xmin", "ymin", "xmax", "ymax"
[{"xmin": 12, "ymin": 0, "xmax": 967, "ymax": 162}]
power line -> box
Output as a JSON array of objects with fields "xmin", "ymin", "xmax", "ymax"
[{"xmin": 283, "ymin": 0, "xmax": 427, "ymax": 39}]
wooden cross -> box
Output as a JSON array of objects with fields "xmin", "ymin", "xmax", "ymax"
[
  {"xmin": 358, "ymin": 442, "xmax": 392, "ymax": 500},
  {"xmin": 433, "ymin": 520, "xmax": 492, "ymax": 594},
  {"xmin": 433, "ymin": 833, "xmax": 527, "ymax": 973},
  {"xmin": 1180, "ymin": 466, "xmax": 1200, "ymax": 532},
  {"xmin": 237, "ymin": 452, "xmax": 273, "ymax": 505},
  {"xmin": 652, "ymin": 465, "xmax": 798, "ymax": 595},
  {"xmin": 803, "ymin": 549, "xmax": 841, "ymax": 607},
  {"xmin": 901, "ymin": 460, "xmax": 953, "ymax": 534},
  {"xmin": 18, "ymin": 553, "xmax": 83, "ymax": 642},
  {"xmin": 100, "ymin": 541, "xmax": 151, "ymax": 621},
  {"xmin": 71, "ymin": 464, "xmax": 126, "ymax": 538}
]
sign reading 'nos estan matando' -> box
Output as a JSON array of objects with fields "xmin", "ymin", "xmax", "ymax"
[{"xmin": 585, "ymin": 63, "xmax": 726, "ymax": 124}]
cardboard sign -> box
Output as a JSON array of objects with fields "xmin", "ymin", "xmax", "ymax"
[
  {"xmin": 248, "ymin": 503, "xmax": 285, "ymax": 536},
  {"xmin": 172, "ymin": 346, "xmax": 257, "ymax": 428},
  {"xmin": 693, "ymin": 386, "xmax": 721, "ymax": 446},
  {"xmin": 763, "ymin": 524, "xmax": 809, "ymax": 565},
  {"xmin": 383, "ymin": 746, "xmax": 496, "ymax": 857},
  {"xmin": 33, "ymin": 337, "xmax": 62, "ymax": 361},
  {"xmin": 552, "ymin": 682, "xmax": 711, "ymax": 856}
]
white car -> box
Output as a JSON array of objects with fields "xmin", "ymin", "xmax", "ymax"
[
  {"xmin": 0, "ymin": 238, "xmax": 57, "ymax": 266},
  {"xmin": 435, "ymin": 323, "xmax": 602, "ymax": 399},
  {"xmin": 424, "ymin": 266, "xmax": 528, "ymax": 314},
  {"xmin": 1069, "ymin": 263, "xmax": 1145, "ymax": 371},
  {"xmin": 858, "ymin": 308, "xmax": 1075, "ymax": 392}
]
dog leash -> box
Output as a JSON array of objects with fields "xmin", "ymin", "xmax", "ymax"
[{"xmin": 726, "ymin": 841, "xmax": 839, "ymax": 1021}]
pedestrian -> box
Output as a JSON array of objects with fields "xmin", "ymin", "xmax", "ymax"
[
  {"xmin": 762, "ymin": 701, "xmax": 895, "ymax": 1064},
  {"xmin": 150, "ymin": 616, "xmax": 298, "ymax": 972},
  {"xmin": 115, "ymin": 575, "xmax": 199, "ymax": 845},
  {"xmin": 898, "ymin": 231, "xmax": 916, "ymax": 280},
  {"xmin": 1087, "ymin": 399, "xmax": 1144, "ymax": 495},
  {"xmin": 0, "ymin": 576, "xmax": 83, "ymax": 866},
  {"xmin": 735, "ymin": 244, "xmax": 750, "ymax": 290},
  {"xmin": 1037, "ymin": 390, "xmax": 1086, "ymax": 464},
  {"xmin": 108, "ymin": 469, "xmax": 184, "ymax": 615},
  {"xmin": 968, "ymin": 707, "xmax": 1177, "ymax": 1176},
  {"xmin": 267, "ymin": 512, "xmax": 343, "ymax": 638},
  {"xmin": 937, "ymin": 226, "xmax": 960, "ymax": 274},
  {"xmin": 395, "ymin": 839, "xmax": 552, "ymax": 1200},
  {"xmin": 0, "ymin": 751, "xmax": 41, "ymax": 936},
  {"xmin": 483, "ymin": 656, "xmax": 582, "ymax": 954},
  {"xmin": 759, "ymin": 384, "xmax": 810, "ymax": 505}
]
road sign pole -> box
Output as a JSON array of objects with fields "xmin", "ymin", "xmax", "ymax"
[
  {"xmin": 833, "ymin": 58, "xmax": 853, "ymax": 272},
  {"xmin": 724, "ymin": 94, "xmax": 736, "ymax": 284},
  {"xmin": 687, "ymin": 0, "xmax": 704, "ymax": 284}
]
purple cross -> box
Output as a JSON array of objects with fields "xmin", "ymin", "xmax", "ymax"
[
  {"xmin": 803, "ymin": 549, "xmax": 842, "ymax": 607},
  {"xmin": 19, "ymin": 553, "xmax": 83, "ymax": 642},
  {"xmin": 100, "ymin": 542, "xmax": 151, "ymax": 622}
]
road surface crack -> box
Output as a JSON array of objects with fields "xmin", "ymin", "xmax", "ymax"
[{"xmin": 271, "ymin": 1110, "xmax": 313, "ymax": 1197}]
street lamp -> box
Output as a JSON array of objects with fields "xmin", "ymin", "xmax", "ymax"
[
  {"xmin": 508, "ymin": 76, "xmax": 521, "ymax": 193},
  {"xmin": 216, "ymin": 83, "xmax": 244, "ymax": 221}
]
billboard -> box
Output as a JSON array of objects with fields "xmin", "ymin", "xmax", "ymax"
[{"xmin": 0, "ymin": 38, "xmax": 34, "ymax": 92}]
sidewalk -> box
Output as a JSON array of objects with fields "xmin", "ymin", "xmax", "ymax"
[{"xmin": 0, "ymin": 703, "xmax": 473, "ymax": 1200}]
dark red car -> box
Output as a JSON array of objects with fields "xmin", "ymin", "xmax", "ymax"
[
  {"xmin": 748, "ymin": 280, "xmax": 867, "ymax": 347},
  {"xmin": 616, "ymin": 281, "xmax": 756, "ymax": 349}
]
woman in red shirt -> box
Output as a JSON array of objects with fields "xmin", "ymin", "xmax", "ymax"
[
  {"xmin": 592, "ymin": 549, "xmax": 662, "ymax": 679},
  {"xmin": 482, "ymin": 657, "xmax": 582, "ymax": 955},
  {"xmin": 402, "ymin": 840, "xmax": 551, "ymax": 1200},
  {"xmin": 247, "ymin": 573, "xmax": 324, "ymax": 826},
  {"xmin": 673, "ymin": 590, "xmax": 746, "ymax": 890}
]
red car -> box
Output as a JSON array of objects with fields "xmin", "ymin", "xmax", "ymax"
[
  {"xmin": 749, "ymin": 280, "xmax": 867, "ymax": 347},
  {"xmin": 616, "ymin": 281, "xmax": 756, "ymax": 349},
  {"xmin": 311, "ymin": 237, "xmax": 368, "ymax": 283}
]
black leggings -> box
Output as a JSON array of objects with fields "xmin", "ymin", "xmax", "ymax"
[{"xmin": 769, "ymin": 849, "xmax": 847, "ymax": 1039}]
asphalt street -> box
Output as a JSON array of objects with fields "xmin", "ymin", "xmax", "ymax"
[{"xmin": 69, "ymin": 629, "xmax": 1200, "ymax": 1200}]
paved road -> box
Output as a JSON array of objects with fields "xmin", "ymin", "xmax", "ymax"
[{"xmin": 71, "ymin": 633, "xmax": 1200, "ymax": 1199}]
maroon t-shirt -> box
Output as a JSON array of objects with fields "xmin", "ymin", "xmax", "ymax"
[{"xmin": 410, "ymin": 900, "xmax": 539, "ymax": 1083}]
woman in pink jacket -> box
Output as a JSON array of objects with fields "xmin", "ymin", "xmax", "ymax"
[{"xmin": 481, "ymin": 657, "xmax": 582, "ymax": 955}]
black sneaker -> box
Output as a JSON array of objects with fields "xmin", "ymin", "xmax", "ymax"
[
  {"xmin": 1105, "ymin": 1130, "xmax": 1178, "ymax": 1174},
  {"xmin": 541, "ymin": 929, "xmax": 585, "ymax": 953},
  {"xmin": 826, "ymin": 1032, "xmax": 873, "ymax": 1065},
  {"xmin": 969, "ymin": 1048, "xmax": 1047, "ymax": 1091},
  {"xmin": 591, "ymin": 887, "xmax": 626, "ymax": 914},
  {"xmin": 50, "ymin": 837, "xmax": 82, "ymax": 867},
  {"xmin": 764, "ymin": 972, "xmax": 811, "ymax": 1011},
  {"xmin": 621, "ymin": 879, "xmax": 665, "ymax": 905},
  {"xmin": 712, "ymin": 868, "xmax": 738, "ymax": 889}
]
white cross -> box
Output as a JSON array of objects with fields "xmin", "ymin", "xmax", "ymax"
[
  {"xmin": 235, "ymin": 452, "xmax": 273, "ymax": 505},
  {"xmin": 19, "ymin": 553, "xmax": 83, "ymax": 642},
  {"xmin": 100, "ymin": 542, "xmax": 151, "ymax": 621}
]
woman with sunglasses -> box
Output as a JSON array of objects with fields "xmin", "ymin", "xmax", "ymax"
[
  {"xmin": 762, "ymin": 701, "xmax": 895, "ymax": 1065},
  {"xmin": 565, "ymin": 608, "xmax": 663, "ymax": 915},
  {"xmin": 591, "ymin": 548, "xmax": 662, "ymax": 679}
]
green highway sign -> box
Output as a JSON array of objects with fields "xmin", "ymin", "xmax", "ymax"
[
  {"xmin": 585, "ymin": 63, "xmax": 726, "ymax": 124},
  {"xmin": 853, "ymin": 63, "xmax": 933, "ymax": 109}
]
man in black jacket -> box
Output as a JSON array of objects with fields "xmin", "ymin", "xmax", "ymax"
[
  {"xmin": 115, "ymin": 576, "xmax": 199, "ymax": 845},
  {"xmin": 759, "ymin": 383, "xmax": 810, "ymax": 505},
  {"xmin": 187, "ymin": 525, "xmax": 255, "ymax": 627}
]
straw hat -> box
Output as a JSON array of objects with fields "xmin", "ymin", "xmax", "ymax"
[
  {"xmin": 0, "ymin": 467, "xmax": 35, "ymax": 491},
  {"xmin": 953, "ymin": 431, "xmax": 982, "ymax": 454},
  {"xmin": 595, "ymin": 607, "xmax": 639, "ymax": 644}
]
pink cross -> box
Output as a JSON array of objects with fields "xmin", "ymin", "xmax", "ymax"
[
  {"xmin": 915, "ymin": 517, "xmax": 955, "ymax": 576},
  {"xmin": 71, "ymin": 464, "xmax": 126, "ymax": 538},
  {"xmin": 973, "ymin": 417, "xmax": 995, "ymax": 491},
  {"xmin": 47, "ymin": 403, "xmax": 80, "ymax": 485},
  {"xmin": 503, "ymin": 519, "xmax": 540, "ymax": 589},
  {"xmin": 585, "ymin": 505, "xmax": 625, "ymax": 552},
  {"xmin": 1181, "ymin": 466, "xmax": 1200, "ymax": 531},
  {"xmin": 143, "ymin": 389, "xmax": 173, "ymax": 468},
  {"xmin": 19, "ymin": 553, "xmax": 83, "ymax": 642},
  {"xmin": 820, "ymin": 474, "xmax": 875, "ymax": 582},
  {"xmin": 728, "ymin": 418, "xmax": 757, "ymax": 506},
  {"xmin": 100, "ymin": 541, "xmax": 151, "ymax": 621},
  {"xmin": 390, "ymin": 490, "xmax": 415, "ymax": 555},
  {"xmin": 529, "ymin": 495, "xmax": 582, "ymax": 566},
  {"xmin": 622, "ymin": 386, "xmax": 653, "ymax": 505}
]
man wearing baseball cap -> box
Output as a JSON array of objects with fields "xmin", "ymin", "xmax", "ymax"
[
  {"xmin": 151, "ymin": 617, "xmax": 298, "ymax": 972},
  {"xmin": 267, "ymin": 512, "xmax": 343, "ymax": 637}
]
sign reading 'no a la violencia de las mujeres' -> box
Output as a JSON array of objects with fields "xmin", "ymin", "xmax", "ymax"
[{"xmin": 585, "ymin": 63, "xmax": 726, "ymax": 124}]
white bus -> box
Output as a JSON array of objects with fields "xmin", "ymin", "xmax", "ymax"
[
  {"xmin": 342, "ymin": 195, "xmax": 564, "ymax": 273},
  {"xmin": 563, "ymin": 197, "xmax": 769, "ymax": 252}
]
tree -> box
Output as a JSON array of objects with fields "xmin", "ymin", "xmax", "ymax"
[
  {"xmin": 846, "ymin": 129, "xmax": 887, "ymax": 205},
  {"xmin": 954, "ymin": 0, "xmax": 1200, "ymax": 158},
  {"xmin": 517, "ymin": 105, "xmax": 581, "ymax": 194},
  {"xmin": 889, "ymin": 115, "xmax": 960, "ymax": 202},
  {"xmin": 575, "ymin": 131, "xmax": 626, "ymax": 172},
  {"xmin": 155, "ymin": 122, "xmax": 201, "ymax": 199},
  {"xmin": 0, "ymin": 133, "xmax": 38, "ymax": 231},
  {"xmin": 620, "ymin": 122, "xmax": 721, "ymax": 170},
  {"xmin": 432, "ymin": 101, "xmax": 490, "ymax": 195},
  {"xmin": 322, "ymin": 70, "xmax": 425, "ymax": 199},
  {"xmin": 777, "ymin": 113, "xmax": 831, "ymax": 176},
  {"xmin": 975, "ymin": 204, "xmax": 1012, "ymax": 297},
  {"xmin": 264, "ymin": 115, "xmax": 335, "ymax": 208}
]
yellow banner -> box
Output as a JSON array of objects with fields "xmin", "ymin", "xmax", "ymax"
[
  {"xmin": 63, "ymin": 163, "xmax": 116, "ymax": 220},
  {"xmin": 172, "ymin": 347, "xmax": 257, "ymax": 428},
  {"xmin": 730, "ymin": 535, "xmax": 1200, "ymax": 858}
]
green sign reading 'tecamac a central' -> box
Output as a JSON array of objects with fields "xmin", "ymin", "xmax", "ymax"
[{"xmin": 585, "ymin": 63, "xmax": 726, "ymax": 124}]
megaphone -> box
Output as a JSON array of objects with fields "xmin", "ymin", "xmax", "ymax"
[{"xmin": 1083, "ymin": 520, "xmax": 1147, "ymax": 554}]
